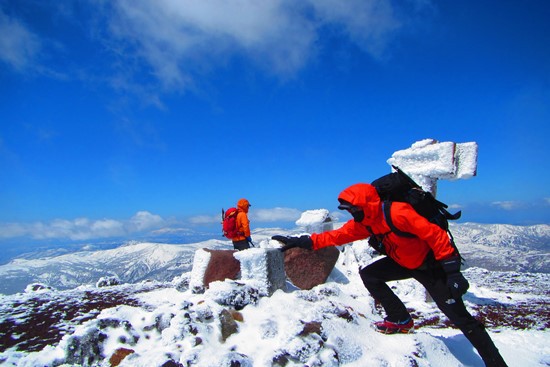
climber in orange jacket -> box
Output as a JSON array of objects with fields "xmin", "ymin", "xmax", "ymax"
[
  {"xmin": 273, "ymin": 183, "xmax": 507, "ymax": 367},
  {"xmin": 232, "ymin": 198, "xmax": 253, "ymax": 251}
]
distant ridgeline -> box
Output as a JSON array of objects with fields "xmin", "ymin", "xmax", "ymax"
[{"xmin": 0, "ymin": 221, "xmax": 548, "ymax": 296}]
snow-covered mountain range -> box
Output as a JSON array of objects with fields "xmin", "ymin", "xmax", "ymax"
[
  {"xmin": 450, "ymin": 222, "xmax": 550, "ymax": 273},
  {"xmin": 0, "ymin": 223, "xmax": 548, "ymax": 296},
  {"xmin": 0, "ymin": 239, "xmax": 228, "ymax": 295}
]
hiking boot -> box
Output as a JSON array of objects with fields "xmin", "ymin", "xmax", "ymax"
[{"xmin": 375, "ymin": 317, "xmax": 414, "ymax": 334}]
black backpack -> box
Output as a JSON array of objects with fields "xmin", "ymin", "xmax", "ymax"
[{"xmin": 370, "ymin": 165, "xmax": 462, "ymax": 255}]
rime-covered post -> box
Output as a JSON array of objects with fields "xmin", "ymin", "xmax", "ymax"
[
  {"xmin": 387, "ymin": 139, "xmax": 478, "ymax": 302},
  {"xmin": 387, "ymin": 139, "xmax": 478, "ymax": 197}
]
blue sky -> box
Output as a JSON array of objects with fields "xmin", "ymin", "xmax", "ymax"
[{"xmin": 1, "ymin": 0, "xmax": 549, "ymax": 244}]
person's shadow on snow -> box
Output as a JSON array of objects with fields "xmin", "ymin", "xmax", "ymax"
[{"xmin": 436, "ymin": 334, "xmax": 485, "ymax": 367}]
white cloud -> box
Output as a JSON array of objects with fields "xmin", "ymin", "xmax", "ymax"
[
  {"xmin": 310, "ymin": 0, "xmax": 400, "ymax": 58},
  {"xmin": 491, "ymin": 201, "xmax": 523, "ymax": 211},
  {"xmin": 189, "ymin": 214, "xmax": 221, "ymax": 225},
  {"xmin": 250, "ymin": 207, "xmax": 302, "ymax": 222},
  {"xmin": 0, "ymin": 9, "xmax": 41, "ymax": 71},
  {"xmin": 105, "ymin": 0, "xmax": 314, "ymax": 88},
  {"xmin": 151, "ymin": 227, "xmax": 194, "ymax": 235},
  {"xmin": 90, "ymin": 219, "xmax": 126, "ymax": 236},
  {"xmin": 102, "ymin": 0, "xmax": 404, "ymax": 90},
  {"xmin": 0, "ymin": 223, "xmax": 27, "ymax": 238},
  {"xmin": 448, "ymin": 203, "xmax": 463, "ymax": 210},
  {"xmin": 129, "ymin": 211, "xmax": 164, "ymax": 231},
  {"xmin": 188, "ymin": 207, "xmax": 302, "ymax": 225},
  {"xmin": 0, "ymin": 211, "xmax": 164, "ymax": 241}
]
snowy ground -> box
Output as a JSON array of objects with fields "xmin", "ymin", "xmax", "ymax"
[{"xmin": 0, "ymin": 234, "xmax": 548, "ymax": 367}]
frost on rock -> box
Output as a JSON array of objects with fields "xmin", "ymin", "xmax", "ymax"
[
  {"xmin": 189, "ymin": 247, "xmax": 284, "ymax": 300},
  {"xmin": 217, "ymin": 351, "xmax": 253, "ymax": 367},
  {"xmin": 24, "ymin": 283, "xmax": 55, "ymax": 294},
  {"xmin": 63, "ymin": 317, "xmax": 140, "ymax": 366},
  {"xmin": 387, "ymin": 138, "xmax": 478, "ymax": 194},
  {"xmin": 234, "ymin": 248, "xmax": 286, "ymax": 296},
  {"xmin": 172, "ymin": 272, "xmax": 191, "ymax": 292},
  {"xmin": 205, "ymin": 280, "xmax": 260, "ymax": 310},
  {"xmin": 454, "ymin": 141, "xmax": 479, "ymax": 179},
  {"xmin": 189, "ymin": 249, "xmax": 211, "ymax": 293},
  {"xmin": 96, "ymin": 275, "xmax": 120, "ymax": 288},
  {"xmin": 296, "ymin": 209, "xmax": 333, "ymax": 233},
  {"xmin": 389, "ymin": 139, "xmax": 456, "ymax": 178},
  {"xmin": 284, "ymin": 333, "xmax": 324, "ymax": 363}
]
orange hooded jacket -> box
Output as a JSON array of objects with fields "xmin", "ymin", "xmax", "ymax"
[
  {"xmin": 310, "ymin": 183, "xmax": 456, "ymax": 269},
  {"xmin": 233, "ymin": 198, "xmax": 251, "ymax": 241}
]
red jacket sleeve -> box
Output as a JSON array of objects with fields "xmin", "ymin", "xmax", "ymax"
[
  {"xmin": 311, "ymin": 220, "xmax": 371, "ymax": 250},
  {"xmin": 390, "ymin": 203, "xmax": 456, "ymax": 261}
]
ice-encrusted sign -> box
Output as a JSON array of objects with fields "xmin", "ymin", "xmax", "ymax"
[
  {"xmin": 387, "ymin": 139, "xmax": 478, "ymax": 196},
  {"xmin": 296, "ymin": 209, "xmax": 333, "ymax": 233}
]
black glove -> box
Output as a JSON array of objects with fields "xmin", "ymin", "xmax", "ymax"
[
  {"xmin": 246, "ymin": 236, "xmax": 254, "ymax": 247},
  {"xmin": 272, "ymin": 235, "xmax": 313, "ymax": 252},
  {"xmin": 440, "ymin": 256, "xmax": 469, "ymax": 299},
  {"xmin": 368, "ymin": 236, "xmax": 386, "ymax": 255}
]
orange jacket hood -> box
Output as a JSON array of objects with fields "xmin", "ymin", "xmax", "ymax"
[
  {"xmin": 237, "ymin": 198, "xmax": 250, "ymax": 213},
  {"xmin": 338, "ymin": 183, "xmax": 381, "ymax": 224}
]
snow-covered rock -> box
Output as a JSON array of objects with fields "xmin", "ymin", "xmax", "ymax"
[{"xmin": 234, "ymin": 248, "xmax": 286, "ymax": 296}]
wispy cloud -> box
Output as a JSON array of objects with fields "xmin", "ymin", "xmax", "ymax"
[
  {"xmin": 188, "ymin": 214, "xmax": 221, "ymax": 225},
  {"xmin": 0, "ymin": 9, "xmax": 41, "ymax": 71},
  {"xmin": 1, "ymin": 1, "xmax": 417, "ymax": 100},
  {"xmin": 188, "ymin": 207, "xmax": 302, "ymax": 225},
  {"xmin": 101, "ymin": 0, "xmax": 406, "ymax": 91},
  {"xmin": 310, "ymin": 0, "xmax": 401, "ymax": 58},
  {"xmin": 128, "ymin": 211, "xmax": 164, "ymax": 231},
  {"xmin": 491, "ymin": 201, "xmax": 524, "ymax": 211},
  {"xmin": 448, "ymin": 203, "xmax": 463, "ymax": 210},
  {"xmin": 0, "ymin": 211, "xmax": 166, "ymax": 241},
  {"xmin": 250, "ymin": 207, "xmax": 302, "ymax": 222}
]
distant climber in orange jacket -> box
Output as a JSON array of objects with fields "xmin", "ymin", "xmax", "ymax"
[
  {"xmin": 232, "ymin": 198, "xmax": 253, "ymax": 251},
  {"xmin": 273, "ymin": 183, "xmax": 507, "ymax": 367}
]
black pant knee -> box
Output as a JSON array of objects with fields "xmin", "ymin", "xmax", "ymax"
[{"xmin": 359, "ymin": 266, "xmax": 379, "ymax": 289}]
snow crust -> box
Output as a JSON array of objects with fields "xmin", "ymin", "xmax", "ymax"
[
  {"xmin": 234, "ymin": 248, "xmax": 285, "ymax": 296},
  {"xmin": 188, "ymin": 248, "xmax": 211, "ymax": 292},
  {"xmin": 1, "ymin": 233, "xmax": 548, "ymax": 367},
  {"xmin": 387, "ymin": 138, "xmax": 478, "ymax": 193},
  {"xmin": 295, "ymin": 209, "xmax": 329, "ymax": 226},
  {"xmin": 295, "ymin": 209, "xmax": 333, "ymax": 233}
]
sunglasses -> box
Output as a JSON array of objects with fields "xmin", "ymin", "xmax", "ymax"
[{"xmin": 338, "ymin": 201, "xmax": 361, "ymax": 213}]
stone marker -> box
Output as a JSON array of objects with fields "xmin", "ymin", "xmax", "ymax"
[
  {"xmin": 234, "ymin": 248, "xmax": 286, "ymax": 296},
  {"xmin": 189, "ymin": 249, "xmax": 240, "ymax": 293},
  {"xmin": 283, "ymin": 246, "xmax": 340, "ymax": 290}
]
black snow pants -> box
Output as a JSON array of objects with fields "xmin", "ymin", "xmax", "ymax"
[
  {"xmin": 360, "ymin": 255, "xmax": 508, "ymax": 367},
  {"xmin": 232, "ymin": 239, "xmax": 250, "ymax": 251}
]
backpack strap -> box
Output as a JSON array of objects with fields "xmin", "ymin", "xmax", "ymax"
[{"xmin": 382, "ymin": 201, "xmax": 416, "ymax": 238}]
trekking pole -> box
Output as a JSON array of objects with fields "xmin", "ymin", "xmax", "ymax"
[{"xmin": 221, "ymin": 208, "xmax": 225, "ymax": 237}]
